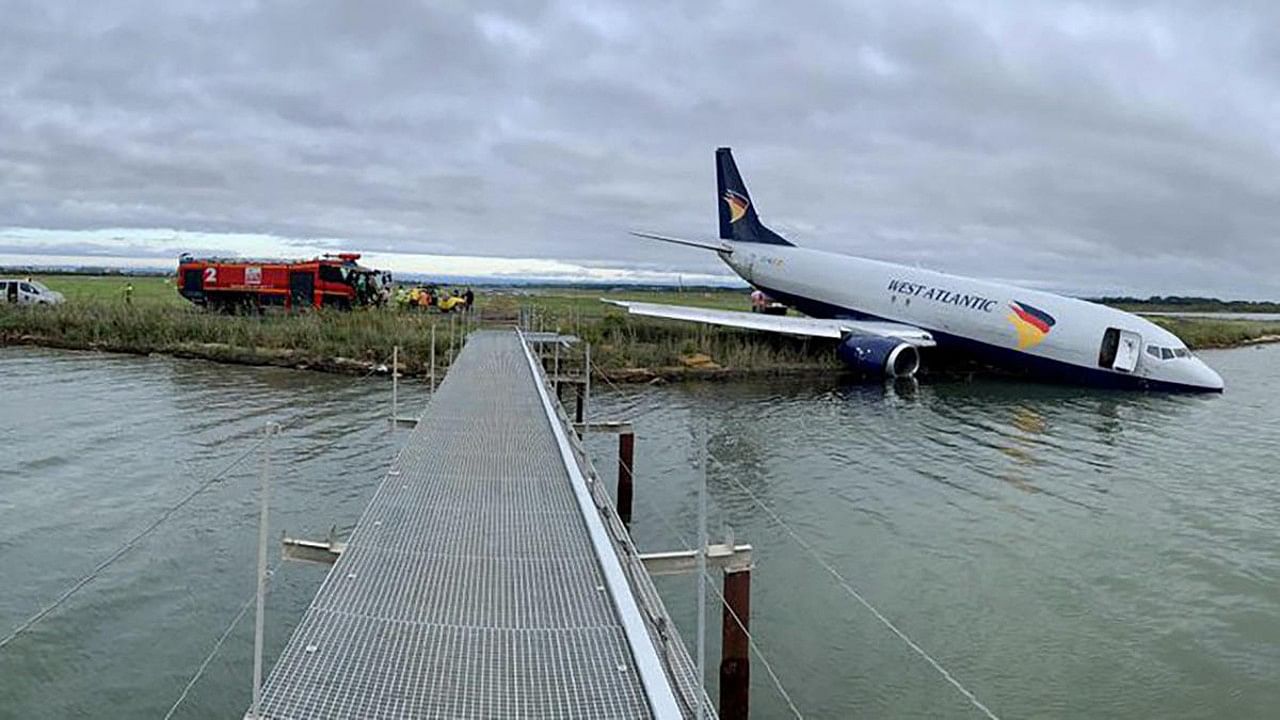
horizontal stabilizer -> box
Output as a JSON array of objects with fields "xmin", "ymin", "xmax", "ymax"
[
  {"xmin": 630, "ymin": 231, "xmax": 732, "ymax": 253},
  {"xmin": 603, "ymin": 300, "xmax": 936, "ymax": 347}
]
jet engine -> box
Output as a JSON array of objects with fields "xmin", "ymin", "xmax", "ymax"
[{"xmin": 836, "ymin": 335, "xmax": 921, "ymax": 378}]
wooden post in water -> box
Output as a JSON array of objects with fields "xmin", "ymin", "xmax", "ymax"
[
  {"xmin": 617, "ymin": 431, "xmax": 635, "ymax": 526},
  {"xmin": 720, "ymin": 567, "xmax": 752, "ymax": 720}
]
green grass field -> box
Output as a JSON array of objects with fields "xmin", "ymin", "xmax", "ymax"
[
  {"xmin": 32, "ymin": 274, "xmax": 186, "ymax": 307},
  {"xmin": 4, "ymin": 274, "xmax": 1278, "ymax": 379}
]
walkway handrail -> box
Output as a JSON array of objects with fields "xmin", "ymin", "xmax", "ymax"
[{"xmin": 516, "ymin": 327, "xmax": 684, "ymax": 719}]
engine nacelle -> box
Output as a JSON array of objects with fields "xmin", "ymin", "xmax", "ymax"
[{"xmin": 836, "ymin": 335, "xmax": 921, "ymax": 378}]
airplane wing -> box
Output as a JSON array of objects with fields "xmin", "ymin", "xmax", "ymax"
[{"xmin": 603, "ymin": 300, "xmax": 936, "ymax": 347}]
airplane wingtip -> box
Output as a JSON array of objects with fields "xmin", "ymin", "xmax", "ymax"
[{"xmin": 629, "ymin": 231, "xmax": 732, "ymax": 253}]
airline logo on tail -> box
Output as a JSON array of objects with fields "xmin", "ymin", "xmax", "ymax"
[
  {"xmin": 1007, "ymin": 301, "xmax": 1056, "ymax": 349},
  {"xmin": 723, "ymin": 189, "xmax": 749, "ymax": 223}
]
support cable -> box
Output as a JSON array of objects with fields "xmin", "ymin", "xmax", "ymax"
[
  {"xmin": 707, "ymin": 456, "xmax": 1002, "ymax": 720},
  {"xmin": 637, "ymin": 493, "xmax": 805, "ymax": 719},
  {"xmin": 0, "ymin": 437, "xmax": 267, "ymax": 652},
  {"xmin": 162, "ymin": 564, "xmax": 278, "ymax": 720},
  {"xmin": 581, "ymin": 350, "xmax": 801, "ymax": 715},
  {"xmin": 0, "ymin": 351, "xmax": 393, "ymax": 654},
  {"xmin": 168, "ymin": 353, "xmax": 392, "ymax": 717}
]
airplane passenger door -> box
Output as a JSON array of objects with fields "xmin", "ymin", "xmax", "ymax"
[
  {"xmin": 1114, "ymin": 330, "xmax": 1141, "ymax": 372},
  {"xmin": 1098, "ymin": 327, "xmax": 1141, "ymax": 373}
]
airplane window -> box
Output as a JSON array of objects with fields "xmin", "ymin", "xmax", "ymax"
[
  {"xmin": 1146, "ymin": 346, "xmax": 1161, "ymax": 359},
  {"xmin": 1161, "ymin": 347, "xmax": 1175, "ymax": 360},
  {"xmin": 1174, "ymin": 348, "xmax": 1190, "ymax": 358}
]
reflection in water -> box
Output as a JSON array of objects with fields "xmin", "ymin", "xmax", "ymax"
[
  {"xmin": 891, "ymin": 376, "xmax": 919, "ymax": 400},
  {"xmin": 998, "ymin": 405, "xmax": 1045, "ymax": 497},
  {"xmin": 1011, "ymin": 405, "xmax": 1047, "ymax": 436},
  {"xmin": 587, "ymin": 346, "xmax": 1280, "ymax": 719}
]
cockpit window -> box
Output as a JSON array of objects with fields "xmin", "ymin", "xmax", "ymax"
[{"xmin": 1146, "ymin": 344, "xmax": 1191, "ymax": 361}]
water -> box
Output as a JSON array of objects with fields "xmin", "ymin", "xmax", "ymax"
[
  {"xmin": 0, "ymin": 349, "xmax": 403, "ymax": 718},
  {"xmin": 3, "ymin": 345, "xmax": 1279, "ymax": 718}
]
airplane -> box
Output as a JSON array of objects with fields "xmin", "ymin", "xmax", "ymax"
[{"xmin": 612, "ymin": 148, "xmax": 1225, "ymax": 392}]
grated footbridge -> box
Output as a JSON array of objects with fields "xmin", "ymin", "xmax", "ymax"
[{"xmin": 251, "ymin": 330, "xmax": 711, "ymax": 719}]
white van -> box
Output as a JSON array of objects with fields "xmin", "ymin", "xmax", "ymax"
[{"xmin": 1, "ymin": 279, "xmax": 65, "ymax": 305}]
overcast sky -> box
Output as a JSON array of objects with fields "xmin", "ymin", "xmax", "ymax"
[{"xmin": 3, "ymin": 0, "xmax": 1280, "ymax": 296}]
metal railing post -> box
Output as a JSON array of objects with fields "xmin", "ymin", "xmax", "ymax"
[
  {"xmin": 391, "ymin": 345, "xmax": 399, "ymax": 424},
  {"xmin": 251, "ymin": 421, "xmax": 278, "ymax": 717},
  {"xmin": 696, "ymin": 431, "xmax": 708, "ymax": 720},
  {"xmin": 583, "ymin": 343, "xmax": 591, "ymax": 426},
  {"xmin": 430, "ymin": 323, "xmax": 437, "ymax": 394}
]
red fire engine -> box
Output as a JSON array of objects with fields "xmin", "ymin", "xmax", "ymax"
[{"xmin": 177, "ymin": 253, "xmax": 390, "ymax": 311}]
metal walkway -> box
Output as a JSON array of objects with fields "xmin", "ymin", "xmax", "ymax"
[{"xmin": 254, "ymin": 330, "xmax": 710, "ymax": 719}]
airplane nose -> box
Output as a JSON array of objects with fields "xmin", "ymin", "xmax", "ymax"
[{"xmin": 1194, "ymin": 359, "xmax": 1224, "ymax": 392}]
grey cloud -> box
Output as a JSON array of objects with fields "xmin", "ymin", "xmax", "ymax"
[
  {"xmin": 0, "ymin": 240, "xmax": 176, "ymax": 258},
  {"xmin": 2, "ymin": 0, "xmax": 1279, "ymax": 295}
]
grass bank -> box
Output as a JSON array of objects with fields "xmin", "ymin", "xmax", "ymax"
[
  {"xmin": 0, "ymin": 277, "xmax": 839, "ymax": 380},
  {"xmin": 3, "ymin": 276, "xmax": 1278, "ymax": 381},
  {"xmin": 1147, "ymin": 317, "xmax": 1280, "ymax": 349}
]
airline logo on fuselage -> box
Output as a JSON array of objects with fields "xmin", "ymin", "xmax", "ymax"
[
  {"xmin": 887, "ymin": 279, "xmax": 999, "ymax": 313},
  {"xmin": 723, "ymin": 190, "xmax": 749, "ymax": 223},
  {"xmin": 1007, "ymin": 301, "xmax": 1056, "ymax": 349}
]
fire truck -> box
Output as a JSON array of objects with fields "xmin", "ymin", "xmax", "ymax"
[{"xmin": 177, "ymin": 253, "xmax": 389, "ymax": 311}]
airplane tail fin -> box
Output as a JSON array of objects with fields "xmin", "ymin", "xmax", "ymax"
[{"xmin": 716, "ymin": 147, "xmax": 793, "ymax": 246}]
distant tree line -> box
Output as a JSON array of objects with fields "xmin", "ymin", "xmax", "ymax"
[
  {"xmin": 1094, "ymin": 295, "xmax": 1280, "ymax": 313},
  {"xmin": 0, "ymin": 266, "xmax": 170, "ymax": 277}
]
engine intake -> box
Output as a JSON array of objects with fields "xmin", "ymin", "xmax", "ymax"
[{"xmin": 836, "ymin": 335, "xmax": 921, "ymax": 378}]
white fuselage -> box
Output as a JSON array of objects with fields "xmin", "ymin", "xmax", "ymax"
[{"xmin": 719, "ymin": 243, "xmax": 1223, "ymax": 391}]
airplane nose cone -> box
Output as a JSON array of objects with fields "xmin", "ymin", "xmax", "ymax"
[{"xmin": 1195, "ymin": 359, "xmax": 1224, "ymax": 392}]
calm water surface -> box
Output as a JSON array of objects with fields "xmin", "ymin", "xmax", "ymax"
[{"xmin": 2, "ymin": 344, "xmax": 1278, "ymax": 718}]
